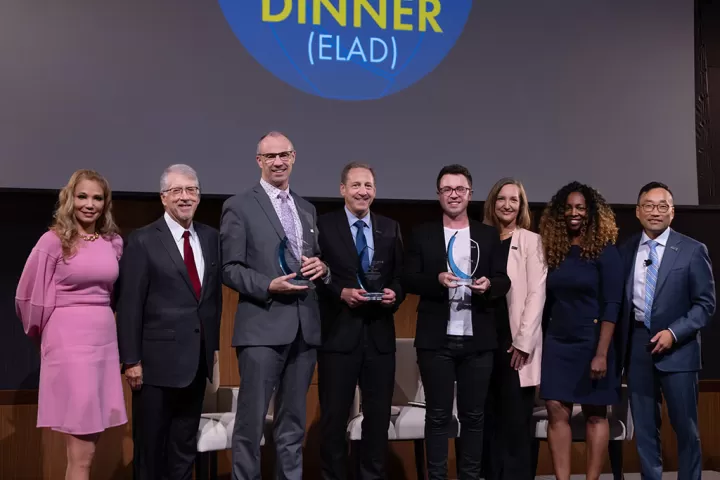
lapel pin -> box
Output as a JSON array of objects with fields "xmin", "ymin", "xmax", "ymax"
[
  {"xmin": 511, "ymin": 246, "xmax": 518, "ymax": 250},
  {"xmin": 670, "ymin": 246, "xmax": 678, "ymax": 252}
]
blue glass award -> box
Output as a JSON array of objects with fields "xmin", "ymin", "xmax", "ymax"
[
  {"xmin": 278, "ymin": 237, "xmax": 315, "ymax": 288},
  {"xmin": 357, "ymin": 245, "xmax": 384, "ymax": 301},
  {"xmin": 446, "ymin": 231, "xmax": 480, "ymax": 286}
]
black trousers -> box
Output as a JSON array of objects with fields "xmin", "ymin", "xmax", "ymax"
[
  {"xmin": 132, "ymin": 344, "xmax": 207, "ymax": 480},
  {"xmin": 318, "ymin": 326, "xmax": 395, "ymax": 480},
  {"xmin": 417, "ymin": 336, "xmax": 494, "ymax": 480},
  {"xmin": 483, "ymin": 343, "xmax": 536, "ymax": 480}
]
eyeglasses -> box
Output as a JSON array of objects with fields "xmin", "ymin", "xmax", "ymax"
[
  {"xmin": 259, "ymin": 150, "xmax": 294, "ymax": 163},
  {"xmin": 639, "ymin": 203, "xmax": 672, "ymax": 213},
  {"xmin": 162, "ymin": 186, "xmax": 200, "ymax": 197},
  {"xmin": 438, "ymin": 186, "xmax": 471, "ymax": 196}
]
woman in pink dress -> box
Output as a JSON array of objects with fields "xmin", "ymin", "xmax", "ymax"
[{"xmin": 16, "ymin": 169, "xmax": 128, "ymax": 480}]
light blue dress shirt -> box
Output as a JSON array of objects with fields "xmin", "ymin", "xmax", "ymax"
[{"xmin": 345, "ymin": 206, "xmax": 374, "ymax": 263}]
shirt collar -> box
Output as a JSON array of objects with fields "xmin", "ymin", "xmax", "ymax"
[
  {"xmin": 164, "ymin": 211, "xmax": 196, "ymax": 241},
  {"xmin": 260, "ymin": 178, "xmax": 290, "ymax": 199},
  {"xmin": 345, "ymin": 205, "xmax": 372, "ymax": 230},
  {"xmin": 640, "ymin": 227, "xmax": 671, "ymax": 247}
]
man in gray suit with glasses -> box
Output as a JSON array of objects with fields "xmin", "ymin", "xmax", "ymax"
[{"xmin": 220, "ymin": 131, "xmax": 330, "ymax": 480}]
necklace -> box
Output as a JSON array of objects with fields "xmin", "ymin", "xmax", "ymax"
[
  {"xmin": 80, "ymin": 232, "xmax": 100, "ymax": 242},
  {"xmin": 500, "ymin": 228, "xmax": 516, "ymax": 239}
]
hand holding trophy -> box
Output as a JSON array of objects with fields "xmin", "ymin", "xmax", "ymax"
[
  {"xmin": 277, "ymin": 236, "xmax": 316, "ymax": 290},
  {"xmin": 445, "ymin": 230, "xmax": 480, "ymax": 287},
  {"xmin": 357, "ymin": 245, "xmax": 384, "ymax": 301}
]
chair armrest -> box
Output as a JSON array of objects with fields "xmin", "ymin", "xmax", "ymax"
[
  {"xmin": 350, "ymin": 384, "xmax": 361, "ymax": 417},
  {"xmin": 217, "ymin": 387, "xmax": 239, "ymax": 413}
]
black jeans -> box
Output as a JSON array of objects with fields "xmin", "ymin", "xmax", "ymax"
[{"xmin": 417, "ymin": 336, "xmax": 494, "ymax": 480}]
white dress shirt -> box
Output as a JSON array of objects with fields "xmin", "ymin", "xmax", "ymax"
[
  {"xmin": 632, "ymin": 227, "xmax": 674, "ymax": 339},
  {"xmin": 164, "ymin": 212, "xmax": 204, "ymax": 285}
]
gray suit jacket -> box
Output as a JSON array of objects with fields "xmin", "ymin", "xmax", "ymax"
[
  {"xmin": 619, "ymin": 229, "xmax": 716, "ymax": 372},
  {"xmin": 220, "ymin": 182, "xmax": 324, "ymax": 347}
]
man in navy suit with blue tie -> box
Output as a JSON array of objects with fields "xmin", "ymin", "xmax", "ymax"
[
  {"xmin": 619, "ymin": 182, "xmax": 715, "ymax": 480},
  {"xmin": 316, "ymin": 162, "xmax": 404, "ymax": 480}
]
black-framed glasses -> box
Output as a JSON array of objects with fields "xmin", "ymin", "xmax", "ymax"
[
  {"xmin": 438, "ymin": 186, "xmax": 471, "ymax": 196},
  {"xmin": 639, "ymin": 203, "xmax": 672, "ymax": 213},
  {"xmin": 259, "ymin": 150, "xmax": 295, "ymax": 163},
  {"xmin": 162, "ymin": 186, "xmax": 200, "ymax": 197}
]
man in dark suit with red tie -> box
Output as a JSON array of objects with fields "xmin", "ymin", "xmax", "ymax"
[
  {"xmin": 317, "ymin": 162, "xmax": 404, "ymax": 480},
  {"xmin": 115, "ymin": 164, "xmax": 222, "ymax": 480}
]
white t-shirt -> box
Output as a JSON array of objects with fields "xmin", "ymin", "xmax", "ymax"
[{"xmin": 444, "ymin": 227, "xmax": 473, "ymax": 336}]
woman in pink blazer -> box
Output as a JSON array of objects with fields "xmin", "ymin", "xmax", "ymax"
[
  {"xmin": 482, "ymin": 178, "xmax": 547, "ymax": 480},
  {"xmin": 15, "ymin": 170, "xmax": 127, "ymax": 480}
]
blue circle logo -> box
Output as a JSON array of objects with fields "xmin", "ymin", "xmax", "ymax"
[{"xmin": 218, "ymin": 1, "xmax": 473, "ymax": 101}]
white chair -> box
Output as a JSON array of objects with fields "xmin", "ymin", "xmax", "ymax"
[
  {"xmin": 531, "ymin": 384, "xmax": 634, "ymax": 480},
  {"xmin": 347, "ymin": 338, "xmax": 460, "ymax": 479},
  {"xmin": 195, "ymin": 359, "xmax": 267, "ymax": 480}
]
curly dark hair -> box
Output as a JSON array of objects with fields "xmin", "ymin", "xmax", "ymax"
[{"xmin": 539, "ymin": 181, "xmax": 618, "ymax": 270}]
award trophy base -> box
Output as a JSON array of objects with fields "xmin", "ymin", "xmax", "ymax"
[
  {"xmin": 362, "ymin": 292, "xmax": 384, "ymax": 301},
  {"xmin": 291, "ymin": 277, "xmax": 315, "ymax": 289}
]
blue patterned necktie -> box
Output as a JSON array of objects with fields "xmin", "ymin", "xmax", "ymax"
[
  {"xmin": 643, "ymin": 240, "xmax": 659, "ymax": 329},
  {"xmin": 354, "ymin": 220, "xmax": 369, "ymax": 272}
]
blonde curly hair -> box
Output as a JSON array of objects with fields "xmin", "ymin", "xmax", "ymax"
[
  {"xmin": 539, "ymin": 181, "xmax": 618, "ymax": 270},
  {"xmin": 50, "ymin": 169, "xmax": 119, "ymax": 258}
]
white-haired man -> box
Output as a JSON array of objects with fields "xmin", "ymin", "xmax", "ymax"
[{"xmin": 116, "ymin": 164, "xmax": 222, "ymax": 480}]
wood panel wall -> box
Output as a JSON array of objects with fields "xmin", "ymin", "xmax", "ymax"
[{"xmin": 3, "ymin": 288, "xmax": 720, "ymax": 479}]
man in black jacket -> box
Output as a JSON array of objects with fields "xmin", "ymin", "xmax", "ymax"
[
  {"xmin": 402, "ymin": 164, "xmax": 510, "ymax": 480},
  {"xmin": 115, "ymin": 164, "xmax": 222, "ymax": 480},
  {"xmin": 317, "ymin": 162, "xmax": 404, "ymax": 480}
]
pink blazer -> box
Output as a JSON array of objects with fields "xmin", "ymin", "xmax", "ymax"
[{"xmin": 505, "ymin": 228, "xmax": 547, "ymax": 387}]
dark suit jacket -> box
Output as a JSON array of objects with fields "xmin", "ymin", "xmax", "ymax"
[
  {"xmin": 402, "ymin": 219, "xmax": 511, "ymax": 351},
  {"xmin": 115, "ymin": 217, "xmax": 222, "ymax": 388},
  {"xmin": 618, "ymin": 228, "xmax": 715, "ymax": 372},
  {"xmin": 317, "ymin": 209, "xmax": 404, "ymax": 354}
]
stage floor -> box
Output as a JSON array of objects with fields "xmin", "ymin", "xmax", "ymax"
[{"xmin": 534, "ymin": 472, "xmax": 720, "ymax": 479}]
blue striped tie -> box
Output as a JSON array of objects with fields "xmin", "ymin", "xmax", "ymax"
[{"xmin": 643, "ymin": 240, "xmax": 659, "ymax": 329}]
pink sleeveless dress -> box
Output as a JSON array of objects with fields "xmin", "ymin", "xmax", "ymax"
[{"xmin": 15, "ymin": 231, "xmax": 128, "ymax": 435}]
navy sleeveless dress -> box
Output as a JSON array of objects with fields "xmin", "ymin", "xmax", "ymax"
[{"xmin": 539, "ymin": 244, "xmax": 623, "ymax": 405}]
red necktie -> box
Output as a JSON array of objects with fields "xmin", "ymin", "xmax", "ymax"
[{"xmin": 182, "ymin": 230, "xmax": 202, "ymax": 299}]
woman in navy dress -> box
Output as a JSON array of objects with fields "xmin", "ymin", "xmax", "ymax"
[{"xmin": 538, "ymin": 181, "xmax": 623, "ymax": 480}]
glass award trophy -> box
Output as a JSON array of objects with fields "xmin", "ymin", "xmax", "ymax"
[
  {"xmin": 446, "ymin": 231, "xmax": 480, "ymax": 286},
  {"xmin": 278, "ymin": 237, "xmax": 315, "ymax": 288},
  {"xmin": 357, "ymin": 245, "xmax": 384, "ymax": 301}
]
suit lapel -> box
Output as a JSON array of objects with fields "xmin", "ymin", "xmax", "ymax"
[
  {"xmin": 654, "ymin": 229, "xmax": 682, "ymax": 296},
  {"xmin": 507, "ymin": 228, "xmax": 521, "ymax": 278},
  {"xmin": 370, "ymin": 212, "xmax": 387, "ymax": 264},
  {"xmin": 196, "ymin": 224, "xmax": 212, "ymax": 303},
  {"xmin": 155, "ymin": 218, "xmax": 197, "ymax": 299},
  {"xmin": 292, "ymin": 192, "xmax": 315, "ymax": 249},
  {"xmin": 436, "ymin": 219, "xmax": 451, "ymax": 272},
  {"xmin": 625, "ymin": 234, "xmax": 641, "ymax": 305},
  {"xmin": 253, "ymin": 184, "xmax": 285, "ymax": 240},
  {"xmin": 335, "ymin": 209, "xmax": 358, "ymax": 259}
]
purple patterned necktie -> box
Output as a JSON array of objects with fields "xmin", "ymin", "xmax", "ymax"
[{"xmin": 278, "ymin": 191, "xmax": 299, "ymax": 258}]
